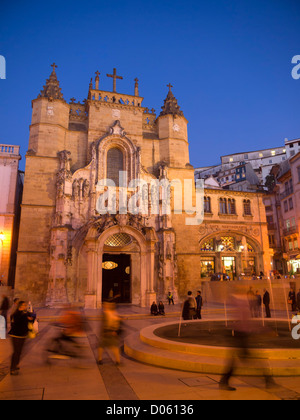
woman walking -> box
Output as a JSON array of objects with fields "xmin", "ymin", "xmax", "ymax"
[
  {"xmin": 98, "ymin": 301, "xmax": 122, "ymax": 366},
  {"xmin": 8, "ymin": 301, "xmax": 33, "ymax": 376}
]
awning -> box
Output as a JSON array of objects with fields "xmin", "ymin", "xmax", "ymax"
[{"xmin": 289, "ymin": 254, "xmax": 300, "ymax": 260}]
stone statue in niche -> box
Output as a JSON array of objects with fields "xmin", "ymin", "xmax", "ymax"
[
  {"xmin": 72, "ymin": 180, "xmax": 80, "ymax": 198},
  {"xmin": 83, "ymin": 180, "xmax": 90, "ymax": 198},
  {"xmin": 57, "ymin": 180, "xmax": 64, "ymax": 198}
]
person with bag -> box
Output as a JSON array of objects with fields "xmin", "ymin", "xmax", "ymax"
[{"xmin": 8, "ymin": 301, "xmax": 34, "ymax": 376}]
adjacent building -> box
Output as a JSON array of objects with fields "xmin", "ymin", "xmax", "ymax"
[
  {"xmin": 264, "ymin": 152, "xmax": 300, "ymax": 275},
  {"xmin": 0, "ymin": 144, "xmax": 23, "ymax": 286}
]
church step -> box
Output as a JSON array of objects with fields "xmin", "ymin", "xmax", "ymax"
[{"xmin": 124, "ymin": 332, "xmax": 300, "ymax": 377}]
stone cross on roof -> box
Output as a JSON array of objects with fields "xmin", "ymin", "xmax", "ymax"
[
  {"xmin": 106, "ymin": 68, "xmax": 123, "ymax": 93},
  {"xmin": 167, "ymin": 83, "xmax": 173, "ymax": 92},
  {"xmin": 51, "ymin": 63, "xmax": 58, "ymax": 73}
]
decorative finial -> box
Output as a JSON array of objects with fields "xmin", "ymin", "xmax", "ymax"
[
  {"xmin": 37, "ymin": 63, "xmax": 65, "ymax": 101},
  {"xmin": 51, "ymin": 63, "xmax": 58, "ymax": 73},
  {"xmin": 89, "ymin": 77, "xmax": 93, "ymax": 90},
  {"xmin": 134, "ymin": 78, "xmax": 139, "ymax": 96},
  {"xmin": 95, "ymin": 70, "xmax": 100, "ymax": 90},
  {"xmin": 70, "ymin": 97, "xmax": 76, "ymax": 104},
  {"xmin": 106, "ymin": 68, "xmax": 123, "ymax": 93},
  {"xmin": 160, "ymin": 84, "xmax": 184, "ymax": 117}
]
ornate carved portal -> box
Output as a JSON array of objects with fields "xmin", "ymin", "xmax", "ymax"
[
  {"xmin": 82, "ymin": 222, "xmax": 158, "ymax": 309},
  {"xmin": 46, "ymin": 121, "xmax": 179, "ymax": 308}
]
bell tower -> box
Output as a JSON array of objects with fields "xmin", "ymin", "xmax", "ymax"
[{"xmin": 157, "ymin": 84, "xmax": 189, "ymax": 168}]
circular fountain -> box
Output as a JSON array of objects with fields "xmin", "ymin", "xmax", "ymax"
[{"xmin": 124, "ymin": 319, "xmax": 300, "ymax": 376}]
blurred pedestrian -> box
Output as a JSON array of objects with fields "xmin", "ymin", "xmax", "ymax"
[
  {"xmin": 263, "ymin": 289, "xmax": 271, "ymax": 318},
  {"xmin": 195, "ymin": 291, "xmax": 203, "ymax": 319},
  {"xmin": 0, "ymin": 294, "xmax": 10, "ymax": 329},
  {"xmin": 182, "ymin": 291, "xmax": 196, "ymax": 321},
  {"xmin": 8, "ymin": 301, "xmax": 34, "ymax": 376},
  {"xmin": 254, "ymin": 291, "xmax": 262, "ymax": 318},
  {"xmin": 219, "ymin": 293, "xmax": 277, "ymax": 391},
  {"xmin": 98, "ymin": 301, "xmax": 122, "ymax": 366},
  {"xmin": 247, "ymin": 287, "xmax": 256, "ymax": 317}
]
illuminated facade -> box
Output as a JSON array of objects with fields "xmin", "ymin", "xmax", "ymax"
[{"xmin": 14, "ymin": 65, "xmax": 273, "ymax": 308}]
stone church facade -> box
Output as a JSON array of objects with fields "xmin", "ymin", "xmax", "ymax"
[{"xmin": 14, "ymin": 65, "xmax": 273, "ymax": 308}]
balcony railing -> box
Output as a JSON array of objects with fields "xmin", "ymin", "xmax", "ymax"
[
  {"xmin": 0, "ymin": 144, "xmax": 20, "ymax": 156},
  {"xmin": 281, "ymin": 187, "xmax": 294, "ymax": 200},
  {"xmin": 283, "ymin": 226, "xmax": 298, "ymax": 236}
]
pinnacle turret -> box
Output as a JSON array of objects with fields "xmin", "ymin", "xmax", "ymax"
[
  {"xmin": 160, "ymin": 84, "xmax": 184, "ymax": 117},
  {"xmin": 38, "ymin": 63, "xmax": 65, "ymax": 101}
]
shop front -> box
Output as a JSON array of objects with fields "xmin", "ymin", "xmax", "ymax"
[{"xmin": 199, "ymin": 233, "xmax": 261, "ymax": 280}]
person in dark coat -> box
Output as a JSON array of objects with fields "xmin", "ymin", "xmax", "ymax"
[
  {"xmin": 297, "ymin": 290, "xmax": 300, "ymax": 312},
  {"xmin": 263, "ymin": 289, "xmax": 271, "ymax": 318},
  {"xmin": 0, "ymin": 295, "xmax": 10, "ymax": 329},
  {"xmin": 151, "ymin": 302, "xmax": 158, "ymax": 316},
  {"xmin": 195, "ymin": 291, "xmax": 203, "ymax": 319},
  {"xmin": 289, "ymin": 289, "xmax": 297, "ymax": 312},
  {"xmin": 8, "ymin": 301, "xmax": 33, "ymax": 375},
  {"xmin": 158, "ymin": 301, "xmax": 165, "ymax": 315}
]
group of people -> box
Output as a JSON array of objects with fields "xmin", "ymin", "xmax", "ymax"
[
  {"xmin": 0, "ymin": 296, "xmax": 37, "ymax": 376},
  {"xmin": 211, "ymin": 273, "xmax": 231, "ymax": 282},
  {"xmin": 182, "ymin": 291, "xmax": 203, "ymax": 320},
  {"xmin": 246, "ymin": 287, "xmax": 271, "ymax": 318},
  {"xmin": 151, "ymin": 301, "xmax": 165, "ymax": 316}
]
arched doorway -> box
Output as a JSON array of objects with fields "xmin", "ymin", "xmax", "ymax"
[
  {"xmin": 102, "ymin": 232, "xmax": 135, "ymax": 303},
  {"xmin": 82, "ymin": 223, "xmax": 158, "ymax": 308}
]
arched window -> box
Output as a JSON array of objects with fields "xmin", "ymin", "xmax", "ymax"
[
  {"xmin": 107, "ymin": 148, "xmax": 124, "ymax": 187},
  {"xmin": 243, "ymin": 199, "xmax": 252, "ymax": 216},
  {"xmin": 228, "ymin": 198, "xmax": 236, "ymax": 215},
  {"xmin": 219, "ymin": 198, "xmax": 227, "ymax": 214},
  {"xmin": 204, "ymin": 196, "xmax": 211, "ymax": 213}
]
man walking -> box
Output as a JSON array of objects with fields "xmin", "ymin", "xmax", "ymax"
[
  {"xmin": 263, "ymin": 289, "xmax": 271, "ymax": 318},
  {"xmin": 195, "ymin": 291, "xmax": 203, "ymax": 319}
]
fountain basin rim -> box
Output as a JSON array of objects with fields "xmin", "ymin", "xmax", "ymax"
[{"xmin": 140, "ymin": 319, "xmax": 300, "ymax": 360}]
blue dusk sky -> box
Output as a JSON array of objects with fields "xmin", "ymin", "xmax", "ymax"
[{"xmin": 0, "ymin": 0, "xmax": 299, "ymax": 172}]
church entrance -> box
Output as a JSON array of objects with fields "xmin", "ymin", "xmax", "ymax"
[{"xmin": 102, "ymin": 254, "xmax": 131, "ymax": 303}]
